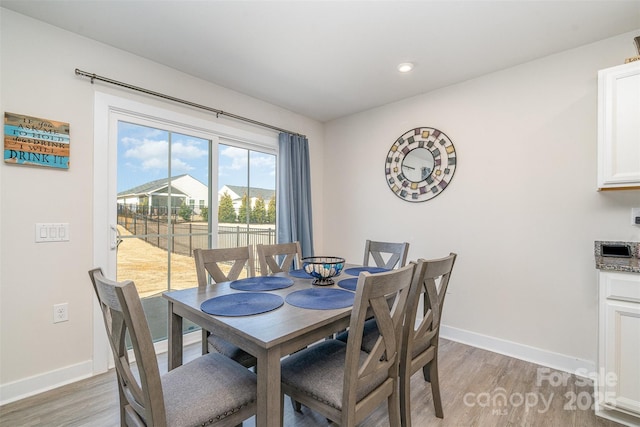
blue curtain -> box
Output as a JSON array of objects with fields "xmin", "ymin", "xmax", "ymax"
[{"xmin": 277, "ymin": 133, "xmax": 314, "ymax": 257}]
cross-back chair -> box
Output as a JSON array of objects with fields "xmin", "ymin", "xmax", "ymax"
[
  {"xmin": 342, "ymin": 253, "xmax": 457, "ymax": 425},
  {"xmin": 194, "ymin": 246, "xmax": 255, "ymax": 287},
  {"xmin": 280, "ymin": 263, "xmax": 417, "ymax": 427},
  {"xmin": 399, "ymin": 253, "xmax": 457, "ymax": 425},
  {"xmin": 363, "ymin": 239, "xmax": 410, "ymax": 269},
  {"xmin": 88, "ymin": 268, "xmax": 256, "ymax": 427},
  {"xmin": 255, "ymin": 241, "xmax": 302, "ymax": 275},
  {"xmin": 193, "ymin": 246, "xmax": 257, "ymax": 368}
]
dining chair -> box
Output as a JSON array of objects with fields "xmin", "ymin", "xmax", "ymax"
[
  {"xmin": 399, "ymin": 253, "xmax": 457, "ymax": 425},
  {"xmin": 255, "ymin": 241, "xmax": 302, "ymax": 275},
  {"xmin": 363, "ymin": 239, "xmax": 410, "ymax": 269},
  {"xmin": 280, "ymin": 263, "xmax": 417, "ymax": 427},
  {"xmin": 194, "ymin": 246, "xmax": 257, "ymax": 368},
  {"xmin": 348, "ymin": 254, "xmax": 457, "ymax": 425},
  {"xmin": 88, "ymin": 268, "xmax": 256, "ymax": 427}
]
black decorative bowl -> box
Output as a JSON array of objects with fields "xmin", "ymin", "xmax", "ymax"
[{"xmin": 302, "ymin": 256, "xmax": 346, "ymax": 286}]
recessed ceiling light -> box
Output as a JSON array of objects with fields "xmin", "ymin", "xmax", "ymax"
[{"xmin": 397, "ymin": 62, "xmax": 414, "ymax": 73}]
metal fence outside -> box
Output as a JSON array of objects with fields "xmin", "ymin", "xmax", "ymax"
[
  {"xmin": 117, "ymin": 211, "xmax": 278, "ymax": 342},
  {"xmin": 117, "ymin": 212, "xmax": 276, "ymax": 265}
]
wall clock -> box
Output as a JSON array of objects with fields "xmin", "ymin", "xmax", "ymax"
[{"xmin": 385, "ymin": 127, "xmax": 457, "ymax": 202}]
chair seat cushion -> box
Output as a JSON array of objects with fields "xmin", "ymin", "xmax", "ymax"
[
  {"xmin": 335, "ymin": 318, "xmax": 379, "ymax": 353},
  {"xmin": 162, "ymin": 353, "xmax": 256, "ymax": 426},
  {"xmin": 341, "ymin": 319, "xmax": 435, "ymax": 357},
  {"xmin": 280, "ymin": 339, "xmax": 388, "ymax": 410},
  {"xmin": 208, "ymin": 334, "xmax": 257, "ymax": 368}
]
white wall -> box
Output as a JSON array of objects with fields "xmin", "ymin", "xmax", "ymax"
[
  {"xmin": 323, "ymin": 30, "xmax": 640, "ymax": 374},
  {"xmin": 0, "ymin": 9, "xmax": 324, "ymax": 403}
]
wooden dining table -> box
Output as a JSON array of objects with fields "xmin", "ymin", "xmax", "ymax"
[{"xmin": 163, "ymin": 265, "xmax": 362, "ymax": 427}]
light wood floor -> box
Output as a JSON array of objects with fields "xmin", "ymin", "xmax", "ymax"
[{"xmin": 0, "ymin": 339, "xmax": 623, "ymax": 427}]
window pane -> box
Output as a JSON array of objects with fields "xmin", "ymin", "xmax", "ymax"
[
  {"xmin": 117, "ymin": 122, "xmax": 208, "ymax": 342},
  {"xmin": 218, "ymin": 144, "xmax": 248, "ymax": 224},
  {"xmin": 168, "ymin": 131, "xmax": 209, "ymax": 292},
  {"xmin": 217, "ymin": 144, "xmax": 276, "ymax": 274},
  {"xmin": 117, "ymin": 121, "xmax": 170, "ymax": 292}
]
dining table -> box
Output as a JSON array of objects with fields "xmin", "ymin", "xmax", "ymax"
[{"xmin": 163, "ymin": 263, "xmax": 378, "ymax": 427}]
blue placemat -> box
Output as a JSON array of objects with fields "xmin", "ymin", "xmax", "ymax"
[
  {"xmin": 201, "ymin": 293, "xmax": 284, "ymax": 316},
  {"xmin": 288, "ymin": 269, "xmax": 313, "ymax": 279},
  {"xmin": 337, "ymin": 277, "xmax": 358, "ymax": 292},
  {"xmin": 229, "ymin": 276, "xmax": 293, "ymax": 291},
  {"xmin": 285, "ymin": 288, "xmax": 355, "ymax": 310},
  {"xmin": 344, "ymin": 266, "xmax": 389, "ymax": 276}
]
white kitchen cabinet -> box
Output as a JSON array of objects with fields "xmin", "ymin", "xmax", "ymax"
[
  {"xmin": 597, "ymin": 61, "xmax": 640, "ymax": 190},
  {"xmin": 597, "ymin": 271, "xmax": 640, "ymax": 426}
]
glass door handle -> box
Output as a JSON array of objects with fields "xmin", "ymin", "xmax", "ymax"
[{"xmin": 110, "ymin": 225, "xmax": 122, "ymax": 250}]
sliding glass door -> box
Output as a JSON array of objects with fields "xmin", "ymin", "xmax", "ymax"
[
  {"xmin": 113, "ymin": 118, "xmax": 277, "ymax": 343},
  {"xmin": 115, "ymin": 121, "xmax": 211, "ymax": 341}
]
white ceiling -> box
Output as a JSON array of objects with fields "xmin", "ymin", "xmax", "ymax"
[{"xmin": 2, "ymin": 0, "xmax": 639, "ymax": 122}]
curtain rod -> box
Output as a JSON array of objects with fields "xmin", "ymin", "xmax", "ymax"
[{"xmin": 74, "ymin": 68, "xmax": 306, "ymax": 138}]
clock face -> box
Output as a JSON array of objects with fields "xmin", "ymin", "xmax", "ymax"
[{"xmin": 385, "ymin": 127, "xmax": 457, "ymax": 202}]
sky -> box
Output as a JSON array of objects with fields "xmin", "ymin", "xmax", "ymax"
[{"xmin": 116, "ymin": 121, "xmax": 276, "ymax": 193}]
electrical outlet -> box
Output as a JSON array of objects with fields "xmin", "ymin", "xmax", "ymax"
[{"xmin": 53, "ymin": 303, "xmax": 68, "ymax": 323}]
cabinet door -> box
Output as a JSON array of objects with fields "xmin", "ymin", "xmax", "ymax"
[
  {"xmin": 597, "ymin": 61, "xmax": 640, "ymax": 189},
  {"xmin": 603, "ymin": 299, "xmax": 640, "ymax": 415}
]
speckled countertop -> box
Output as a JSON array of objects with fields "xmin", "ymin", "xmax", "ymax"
[{"xmin": 595, "ymin": 241, "xmax": 640, "ymax": 274}]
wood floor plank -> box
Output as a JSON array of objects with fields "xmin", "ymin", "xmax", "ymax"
[{"xmin": 0, "ymin": 339, "xmax": 626, "ymax": 426}]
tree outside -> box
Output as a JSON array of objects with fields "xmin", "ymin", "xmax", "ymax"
[
  {"xmin": 218, "ymin": 192, "xmax": 236, "ymax": 223},
  {"xmin": 216, "ymin": 190, "xmax": 276, "ymax": 225},
  {"xmin": 178, "ymin": 202, "xmax": 193, "ymax": 221},
  {"xmin": 251, "ymin": 196, "xmax": 267, "ymax": 224},
  {"xmin": 238, "ymin": 193, "xmax": 251, "ymax": 224},
  {"xmin": 267, "ymin": 196, "xmax": 276, "ymax": 223}
]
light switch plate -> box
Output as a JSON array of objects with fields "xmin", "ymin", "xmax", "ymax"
[
  {"xmin": 35, "ymin": 223, "xmax": 70, "ymax": 242},
  {"xmin": 632, "ymin": 208, "xmax": 640, "ymax": 226}
]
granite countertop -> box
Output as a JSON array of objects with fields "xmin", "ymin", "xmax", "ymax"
[{"xmin": 595, "ymin": 241, "xmax": 640, "ymax": 274}]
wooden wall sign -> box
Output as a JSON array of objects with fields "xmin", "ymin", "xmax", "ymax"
[{"xmin": 4, "ymin": 112, "xmax": 70, "ymax": 169}]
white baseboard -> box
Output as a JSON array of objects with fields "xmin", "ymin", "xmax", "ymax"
[
  {"xmin": 0, "ymin": 330, "xmax": 201, "ymax": 406},
  {"xmin": 440, "ymin": 324, "xmax": 596, "ymax": 377},
  {"xmin": 0, "ymin": 360, "xmax": 93, "ymax": 406},
  {"xmin": 596, "ymin": 408, "xmax": 640, "ymax": 427}
]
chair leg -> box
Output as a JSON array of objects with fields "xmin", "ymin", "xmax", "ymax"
[
  {"xmin": 399, "ymin": 366, "xmax": 412, "ymax": 427},
  {"xmin": 117, "ymin": 379, "xmax": 128, "ymax": 427},
  {"xmin": 429, "ymin": 359, "xmax": 444, "ymax": 418},
  {"xmin": 388, "ymin": 381, "xmax": 401, "ymax": 427},
  {"xmin": 201, "ymin": 329, "xmax": 209, "ymax": 355},
  {"xmin": 422, "ymin": 361, "xmax": 431, "ymax": 382}
]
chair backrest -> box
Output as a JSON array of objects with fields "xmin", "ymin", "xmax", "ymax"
[
  {"xmin": 363, "ymin": 239, "xmax": 410, "ymax": 269},
  {"xmin": 255, "ymin": 241, "xmax": 302, "ymax": 275},
  {"xmin": 342, "ymin": 263, "xmax": 416, "ymax": 424},
  {"xmin": 193, "ymin": 246, "xmax": 255, "ymax": 288},
  {"xmin": 402, "ymin": 253, "xmax": 457, "ymax": 369},
  {"xmin": 88, "ymin": 268, "xmax": 166, "ymax": 426}
]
